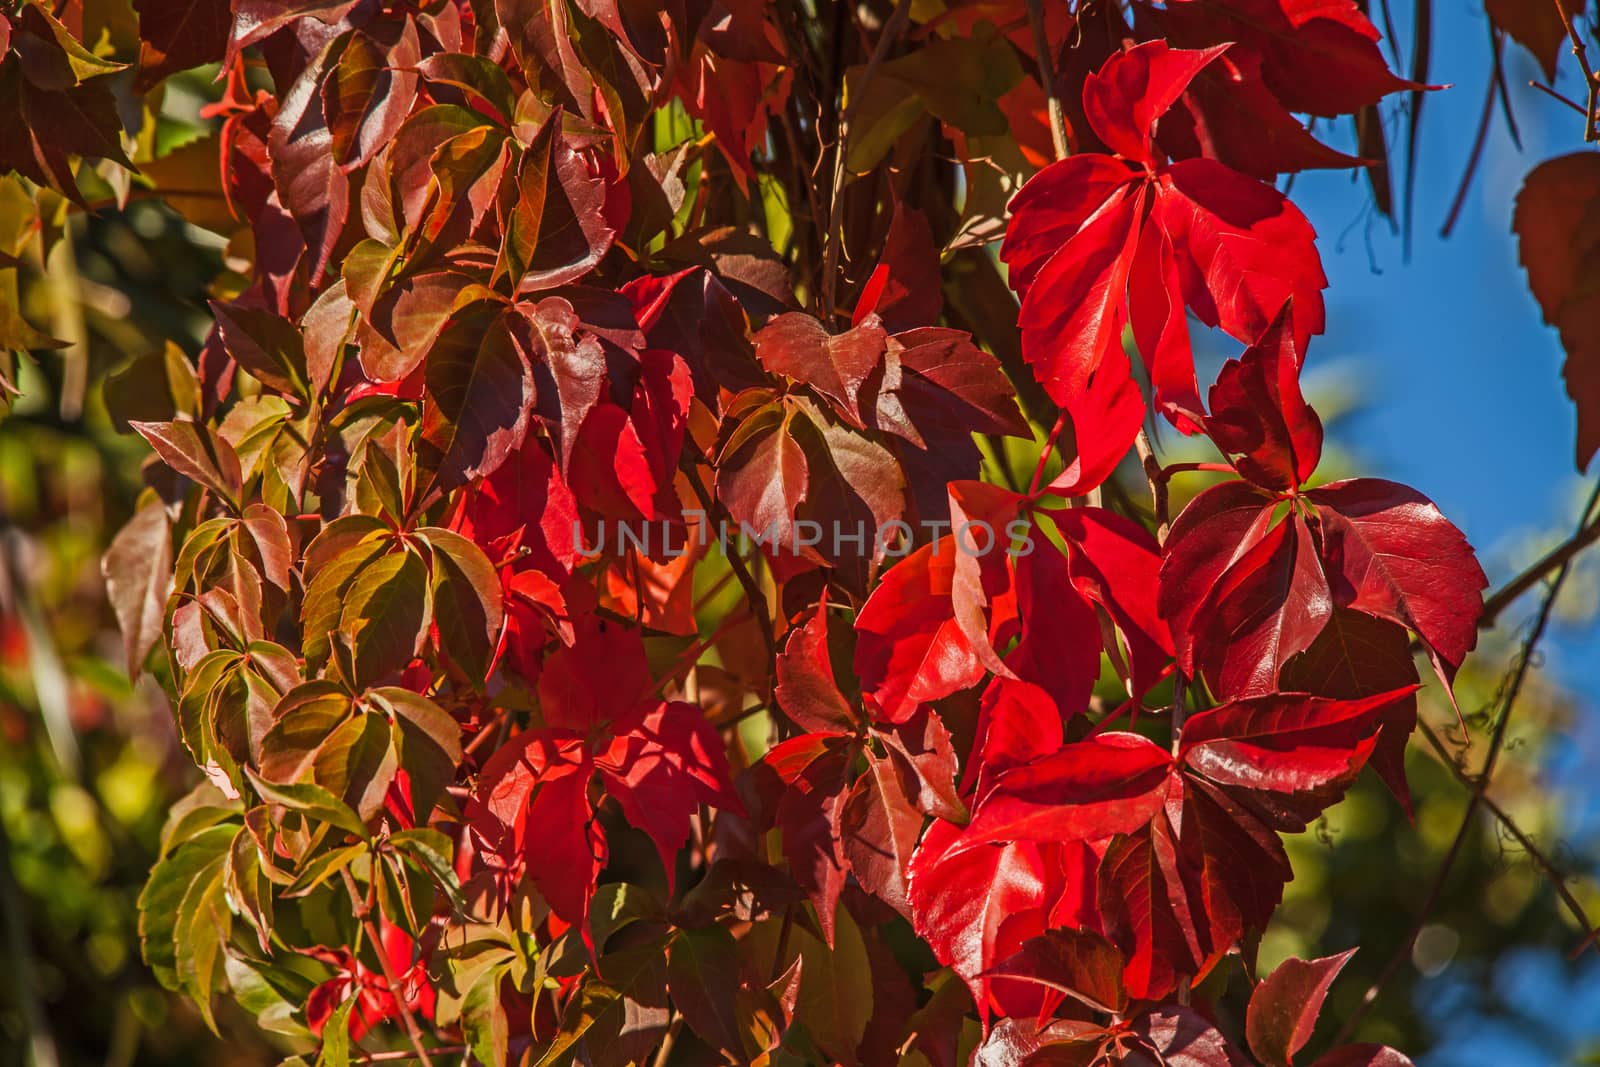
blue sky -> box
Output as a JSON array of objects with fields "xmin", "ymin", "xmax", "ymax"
[
  {"xmin": 1288, "ymin": 12, "xmax": 1592, "ymax": 588},
  {"xmin": 1274, "ymin": 10, "xmax": 1600, "ymax": 1064}
]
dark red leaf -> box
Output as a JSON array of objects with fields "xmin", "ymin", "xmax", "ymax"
[
  {"xmin": 1206, "ymin": 304, "xmax": 1324, "ymax": 491},
  {"xmin": 1246, "ymin": 949, "xmax": 1357, "ymax": 1067},
  {"xmin": 1308, "ymin": 478, "xmax": 1487, "ymax": 688}
]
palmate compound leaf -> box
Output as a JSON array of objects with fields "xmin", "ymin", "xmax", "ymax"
[
  {"xmin": 1002, "ymin": 42, "xmax": 1326, "ymax": 432},
  {"xmin": 1159, "ymin": 474, "xmax": 1484, "ymax": 702},
  {"xmin": 911, "ymin": 689, "xmax": 1412, "ymax": 1005}
]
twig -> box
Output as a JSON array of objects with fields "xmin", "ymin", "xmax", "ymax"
[
  {"xmin": 819, "ymin": 0, "xmax": 915, "ymax": 318},
  {"xmin": 1553, "ymin": 0, "xmax": 1600, "ymax": 140},
  {"xmin": 683, "ymin": 462, "xmax": 776, "ymax": 669},
  {"xmin": 1131, "ymin": 430, "xmax": 1170, "ymax": 543},
  {"xmin": 1415, "ymin": 720, "xmax": 1599, "ymax": 951},
  {"xmin": 1336, "ymin": 477, "xmax": 1600, "ymax": 1042},
  {"xmin": 650, "ymin": 1014, "xmax": 684, "ymax": 1067},
  {"xmin": 340, "ymin": 869, "xmax": 437, "ymax": 1067},
  {"xmin": 1479, "ymin": 509, "xmax": 1600, "ymax": 630},
  {"xmin": 1025, "ymin": 0, "xmax": 1070, "ymax": 161},
  {"xmin": 1529, "ymin": 79, "xmax": 1589, "ymax": 116}
]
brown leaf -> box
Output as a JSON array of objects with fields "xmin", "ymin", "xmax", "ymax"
[{"xmin": 103, "ymin": 502, "xmax": 174, "ymax": 676}]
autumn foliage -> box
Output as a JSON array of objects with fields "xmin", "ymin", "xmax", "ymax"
[{"xmin": 12, "ymin": 0, "xmax": 1600, "ymax": 1063}]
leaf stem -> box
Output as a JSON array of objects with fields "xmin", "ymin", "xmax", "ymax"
[
  {"xmin": 339, "ymin": 869, "xmax": 437, "ymax": 1067},
  {"xmin": 1024, "ymin": 0, "xmax": 1070, "ymax": 161}
]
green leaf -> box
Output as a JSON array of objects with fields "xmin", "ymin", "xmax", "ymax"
[
  {"xmin": 667, "ymin": 926, "xmax": 745, "ymax": 1058},
  {"xmin": 419, "ymin": 526, "xmax": 504, "ymax": 683},
  {"xmin": 339, "ymin": 548, "xmax": 432, "ymax": 689},
  {"xmin": 533, "ymin": 945, "xmax": 670, "ymax": 1067},
  {"xmin": 318, "ymin": 996, "xmax": 355, "ymax": 1067},
  {"xmin": 139, "ymin": 824, "xmax": 236, "ymax": 991},
  {"xmin": 246, "ymin": 769, "xmax": 372, "ymax": 841},
  {"xmin": 794, "ymin": 902, "xmax": 874, "ymax": 1064}
]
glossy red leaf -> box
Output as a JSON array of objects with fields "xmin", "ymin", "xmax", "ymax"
[
  {"xmin": 1082, "ymin": 41, "xmax": 1230, "ymax": 164},
  {"xmin": 960, "ymin": 733, "xmax": 1174, "ymax": 849},
  {"xmin": 1207, "ymin": 305, "xmax": 1324, "ymax": 491},
  {"xmin": 907, "ymin": 817, "xmax": 1056, "ymax": 1016},
  {"xmin": 1308, "ymin": 478, "xmax": 1487, "ymax": 687},
  {"xmin": 854, "ymin": 538, "xmax": 985, "ymax": 723}
]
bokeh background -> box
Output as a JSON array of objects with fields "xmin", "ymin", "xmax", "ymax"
[{"xmin": 4, "ymin": 5, "xmax": 1600, "ymax": 1065}]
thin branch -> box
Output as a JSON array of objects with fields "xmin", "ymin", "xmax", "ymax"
[
  {"xmin": 1479, "ymin": 509, "xmax": 1600, "ymax": 630},
  {"xmin": 819, "ymin": 0, "xmax": 915, "ymax": 318},
  {"xmin": 1552, "ymin": 0, "xmax": 1600, "ymax": 140},
  {"xmin": 1132, "ymin": 430, "xmax": 1170, "ymax": 543},
  {"xmin": 1025, "ymin": 0, "xmax": 1070, "ymax": 161},
  {"xmin": 1336, "ymin": 478, "xmax": 1600, "ymax": 1043},
  {"xmin": 1415, "ymin": 720, "xmax": 1599, "ymax": 950},
  {"xmin": 340, "ymin": 869, "xmax": 437, "ymax": 1067},
  {"xmin": 683, "ymin": 462, "xmax": 776, "ymax": 669},
  {"xmin": 1529, "ymin": 79, "xmax": 1589, "ymax": 116}
]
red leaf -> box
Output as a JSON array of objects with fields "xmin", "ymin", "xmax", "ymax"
[
  {"xmin": 854, "ymin": 538, "xmax": 985, "ymax": 723},
  {"xmin": 134, "ymin": 0, "xmax": 229, "ymax": 91},
  {"xmin": 1281, "ymin": 609, "xmax": 1420, "ymax": 814},
  {"xmin": 964, "ymin": 678, "xmax": 1065, "ymax": 800},
  {"xmin": 1206, "ymin": 305, "xmax": 1324, "ymax": 491},
  {"xmin": 853, "ymin": 200, "xmax": 944, "ymax": 333},
  {"xmin": 753, "ymin": 312, "xmax": 886, "ymax": 427},
  {"xmin": 1132, "ymin": 1005, "xmax": 1253, "ymax": 1067},
  {"xmin": 881, "ymin": 327, "xmax": 1030, "ymax": 442},
  {"xmin": 714, "ymin": 399, "xmax": 811, "ymax": 555},
  {"xmin": 1045, "ymin": 351, "xmax": 1146, "ymax": 496},
  {"xmin": 1097, "ymin": 820, "xmax": 1203, "ymax": 1001},
  {"xmin": 469, "ymin": 731, "xmax": 604, "ymax": 939},
  {"xmin": 1151, "ymin": 44, "xmax": 1367, "ymax": 180},
  {"xmin": 982, "ymin": 928, "xmax": 1127, "ymax": 1015},
  {"xmin": 1082, "ymin": 41, "xmax": 1230, "ymax": 165},
  {"xmin": 267, "ymin": 40, "xmax": 349, "ymax": 284},
  {"xmin": 1488, "ymin": 0, "xmax": 1585, "ymax": 81},
  {"xmin": 960, "ymin": 733, "xmax": 1174, "ymax": 849},
  {"xmin": 597, "ymin": 702, "xmax": 739, "ymax": 889},
  {"xmin": 1151, "ymin": 158, "xmax": 1326, "ymax": 355},
  {"xmin": 1308, "ymin": 478, "xmax": 1487, "ymax": 688},
  {"xmin": 907, "ymin": 818, "xmax": 1057, "ymax": 1016},
  {"xmin": 535, "ymin": 614, "xmax": 652, "ymax": 736},
  {"xmin": 1246, "ymin": 949, "xmax": 1357, "ymax": 1067},
  {"xmin": 1184, "ymin": 511, "xmax": 1332, "ymax": 700},
  {"xmin": 420, "ymin": 308, "xmax": 538, "ymax": 492},
  {"xmin": 1155, "ymin": 0, "xmax": 1418, "ymax": 118},
  {"xmin": 1054, "ymin": 507, "xmax": 1174, "ymax": 698},
  {"xmin": 839, "ymin": 751, "xmax": 924, "ymax": 917},
  {"xmin": 1158, "ymin": 481, "xmax": 1277, "ymax": 671},
  {"xmin": 758, "ymin": 732, "xmax": 857, "ymax": 942},
  {"xmin": 1179, "ymin": 688, "xmax": 1418, "ymax": 800},
  {"xmin": 775, "ymin": 592, "xmax": 861, "ymax": 734}
]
